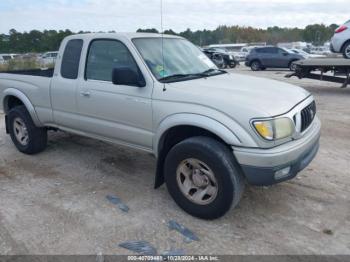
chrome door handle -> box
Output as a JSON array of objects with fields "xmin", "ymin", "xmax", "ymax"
[{"xmin": 80, "ymin": 91, "xmax": 91, "ymax": 97}]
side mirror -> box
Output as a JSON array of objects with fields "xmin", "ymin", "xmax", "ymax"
[
  {"xmin": 112, "ymin": 67, "xmax": 146, "ymax": 87},
  {"xmin": 283, "ymin": 52, "xmax": 289, "ymax": 56}
]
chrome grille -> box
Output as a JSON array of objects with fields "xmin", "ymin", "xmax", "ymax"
[{"xmin": 300, "ymin": 101, "xmax": 316, "ymax": 132}]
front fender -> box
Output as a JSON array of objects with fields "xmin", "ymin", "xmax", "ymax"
[
  {"xmin": 153, "ymin": 113, "xmax": 256, "ymax": 157},
  {"xmin": 3, "ymin": 88, "xmax": 42, "ymax": 127}
]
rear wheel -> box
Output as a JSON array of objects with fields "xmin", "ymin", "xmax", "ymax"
[
  {"xmin": 229, "ymin": 61, "xmax": 237, "ymax": 69},
  {"xmin": 289, "ymin": 61, "xmax": 298, "ymax": 71},
  {"xmin": 8, "ymin": 106, "xmax": 47, "ymax": 154},
  {"xmin": 343, "ymin": 42, "xmax": 350, "ymax": 59},
  {"xmin": 250, "ymin": 60, "xmax": 261, "ymax": 71},
  {"xmin": 164, "ymin": 137, "xmax": 245, "ymax": 219}
]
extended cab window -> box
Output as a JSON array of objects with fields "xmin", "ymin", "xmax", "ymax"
[
  {"xmin": 61, "ymin": 39, "xmax": 83, "ymax": 79},
  {"xmin": 86, "ymin": 40, "xmax": 138, "ymax": 82}
]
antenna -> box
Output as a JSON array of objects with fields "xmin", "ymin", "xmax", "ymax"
[
  {"xmin": 160, "ymin": 0, "xmax": 166, "ymax": 91},
  {"xmin": 160, "ymin": 0, "xmax": 164, "ymax": 34}
]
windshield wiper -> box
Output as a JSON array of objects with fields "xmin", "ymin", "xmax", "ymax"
[
  {"xmin": 199, "ymin": 68, "xmax": 224, "ymax": 76},
  {"xmin": 159, "ymin": 74, "xmax": 194, "ymax": 82},
  {"xmin": 159, "ymin": 69, "xmax": 226, "ymax": 83}
]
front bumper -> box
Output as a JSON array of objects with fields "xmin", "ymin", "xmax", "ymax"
[{"xmin": 233, "ymin": 117, "xmax": 321, "ymax": 186}]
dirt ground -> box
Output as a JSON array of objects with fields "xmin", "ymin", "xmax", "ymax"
[{"xmin": 0, "ymin": 66, "xmax": 349, "ymax": 255}]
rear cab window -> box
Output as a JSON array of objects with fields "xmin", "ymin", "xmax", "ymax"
[{"xmin": 61, "ymin": 39, "xmax": 84, "ymax": 79}]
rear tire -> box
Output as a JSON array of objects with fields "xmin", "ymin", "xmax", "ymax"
[
  {"xmin": 289, "ymin": 60, "xmax": 298, "ymax": 71},
  {"xmin": 250, "ymin": 60, "xmax": 261, "ymax": 71},
  {"xmin": 229, "ymin": 62, "xmax": 237, "ymax": 69},
  {"xmin": 8, "ymin": 106, "xmax": 47, "ymax": 155},
  {"xmin": 164, "ymin": 136, "xmax": 245, "ymax": 220},
  {"xmin": 342, "ymin": 42, "xmax": 350, "ymax": 59}
]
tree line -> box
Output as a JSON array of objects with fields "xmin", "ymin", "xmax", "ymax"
[{"xmin": 0, "ymin": 24, "xmax": 338, "ymax": 53}]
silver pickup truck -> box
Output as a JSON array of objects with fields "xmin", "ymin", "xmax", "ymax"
[{"xmin": 0, "ymin": 33, "xmax": 321, "ymax": 219}]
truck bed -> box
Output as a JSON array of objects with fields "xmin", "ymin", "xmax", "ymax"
[
  {"xmin": 2, "ymin": 68, "xmax": 54, "ymax": 78},
  {"xmin": 0, "ymin": 70, "xmax": 53, "ymax": 117}
]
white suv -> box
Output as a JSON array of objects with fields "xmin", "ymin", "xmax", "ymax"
[{"xmin": 331, "ymin": 20, "xmax": 350, "ymax": 59}]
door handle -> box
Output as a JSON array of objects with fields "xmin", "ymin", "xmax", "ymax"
[{"xmin": 80, "ymin": 91, "xmax": 91, "ymax": 97}]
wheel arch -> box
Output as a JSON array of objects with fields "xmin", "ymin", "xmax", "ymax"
[
  {"xmin": 153, "ymin": 114, "xmax": 244, "ymax": 188},
  {"xmin": 3, "ymin": 88, "xmax": 42, "ymax": 127},
  {"xmin": 341, "ymin": 40, "xmax": 350, "ymax": 53},
  {"xmin": 249, "ymin": 59, "xmax": 261, "ymax": 67},
  {"xmin": 341, "ymin": 39, "xmax": 350, "ymax": 50}
]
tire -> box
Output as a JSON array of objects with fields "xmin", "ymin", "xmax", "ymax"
[
  {"xmin": 342, "ymin": 42, "xmax": 350, "ymax": 59},
  {"xmin": 250, "ymin": 60, "xmax": 261, "ymax": 71},
  {"xmin": 229, "ymin": 62, "xmax": 237, "ymax": 69},
  {"xmin": 164, "ymin": 136, "xmax": 245, "ymax": 219},
  {"xmin": 289, "ymin": 60, "xmax": 298, "ymax": 71},
  {"xmin": 8, "ymin": 106, "xmax": 47, "ymax": 155}
]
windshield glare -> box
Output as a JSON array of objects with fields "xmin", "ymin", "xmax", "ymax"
[{"xmin": 133, "ymin": 37, "xmax": 217, "ymax": 80}]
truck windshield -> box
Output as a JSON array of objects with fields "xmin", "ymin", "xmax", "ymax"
[{"xmin": 133, "ymin": 37, "xmax": 223, "ymax": 83}]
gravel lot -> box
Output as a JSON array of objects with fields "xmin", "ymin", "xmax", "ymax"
[{"xmin": 0, "ymin": 66, "xmax": 349, "ymax": 255}]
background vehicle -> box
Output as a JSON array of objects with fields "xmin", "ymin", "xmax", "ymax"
[
  {"xmin": 202, "ymin": 51, "xmax": 225, "ymax": 68},
  {"xmin": 208, "ymin": 44, "xmax": 247, "ymax": 61},
  {"xmin": 203, "ymin": 48, "xmax": 239, "ymax": 68},
  {"xmin": 0, "ymin": 54, "xmax": 14, "ymax": 64},
  {"xmin": 39, "ymin": 51, "xmax": 58, "ymax": 66},
  {"xmin": 331, "ymin": 19, "xmax": 350, "ymax": 58},
  {"xmin": 0, "ymin": 33, "xmax": 320, "ymax": 219},
  {"xmin": 310, "ymin": 46, "xmax": 332, "ymax": 56},
  {"xmin": 245, "ymin": 46, "xmax": 304, "ymax": 71},
  {"xmin": 240, "ymin": 46, "xmax": 261, "ymax": 60}
]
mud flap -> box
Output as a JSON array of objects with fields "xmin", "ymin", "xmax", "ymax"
[
  {"xmin": 5, "ymin": 115, "xmax": 9, "ymax": 134},
  {"xmin": 154, "ymin": 155, "xmax": 165, "ymax": 189}
]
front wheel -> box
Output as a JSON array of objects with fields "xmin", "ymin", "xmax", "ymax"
[
  {"xmin": 289, "ymin": 61, "xmax": 298, "ymax": 71},
  {"xmin": 343, "ymin": 42, "xmax": 350, "ymax": 59},
  {"xmin": 164, "ymin": 137, "xmax": 245, "ymax": 219},
  {"xmin": 8, "ymin": 106, "xmax": 47, "ymax": 155}
]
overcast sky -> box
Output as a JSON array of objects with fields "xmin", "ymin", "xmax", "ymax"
[{"xmin": 0, "ymin": 0, "xmax": 349, "ymax": 34}]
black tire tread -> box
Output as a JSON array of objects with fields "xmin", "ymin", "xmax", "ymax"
[
  {"xmin": 164, "ymin": 136, "xmax": 245, "ymax": 219},
  {"xmin": 8, "ymin": 105, "xmax": 47, "ymax": 155}
]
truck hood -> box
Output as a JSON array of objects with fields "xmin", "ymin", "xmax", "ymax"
[{"xmin": 166, "ymin": 72, "xmax": 310, "ymax": 117}]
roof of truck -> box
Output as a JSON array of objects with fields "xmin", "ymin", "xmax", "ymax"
[{"xmin": 66, "ymin": 32, "xmax": 182, "ymax": 41}]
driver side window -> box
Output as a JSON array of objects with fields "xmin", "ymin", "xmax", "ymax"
[{"xmin": 86, "ymin": 39, "xmax": 139, "ymax": 82}]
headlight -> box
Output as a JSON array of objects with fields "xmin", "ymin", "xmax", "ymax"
[
  {"xmin": 229, "ymin": 55, "xmax": 234, "ymax": 60},
  {"xmin": 253, "ymin": 118, "xmax": 294, "ymax": 141}
]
